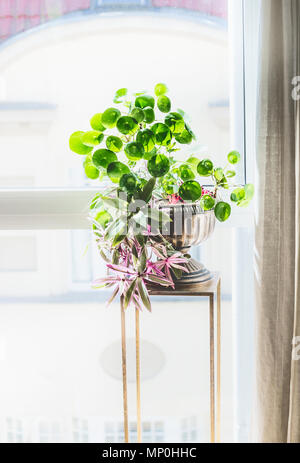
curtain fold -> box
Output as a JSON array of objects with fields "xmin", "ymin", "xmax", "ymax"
[{"xmin": 254, "ymin": 0, "xmax": 300, "ymax": 443}]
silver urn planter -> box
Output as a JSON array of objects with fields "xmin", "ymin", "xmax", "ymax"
[{"xmin": 158, "ymin": 202, "xmax": 216, "ymax": 286}]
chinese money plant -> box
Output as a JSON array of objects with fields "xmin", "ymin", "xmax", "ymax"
[{"xmin": 69, "ymin": 84, "xmax": 254, "ymax": 311}]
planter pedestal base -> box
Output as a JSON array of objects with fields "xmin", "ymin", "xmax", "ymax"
[{"xmin": 175, "ymin": 258, "xmax": 214, "ymax": 286}]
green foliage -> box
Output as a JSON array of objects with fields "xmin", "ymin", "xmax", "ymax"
[
  {"xmin": 106, "ymin": 135, "xmax": 123, "ymax": 152},
  {"xmin": 131, "ymin": 107, "xmax": 145, "ymax": 123},
  {"xmin": 179, "ymin": 181, "xmax": 202, "ymax": 201},
  {"xmin": 230, "ymin": 187, "xmax": 245, "ymax": 202},
  {"xmin": 174, "ymin": 124, "xmax": 194, "ymax": 144},
  {"xmin": 107, "ymin": 162, "xmax": 130, "ymax": 183},
  {"xmin": 151, "ymin": 123, "xmax": 171, "ymax": 146},
  {"xmin": 226, "ymin": 170, "xmax": 236, "ymax": 178},
  {"xmin": 70, "ymin": 84, "xmax": 253, "ymax": 229},
  {"xmin": 148, "ymin": 154, "xmax": 170, "ymax": 177},
  {"xmin": 101, "ymin": 108, "xmax": 121, "ymax": 128},
  {"xmin": 120, "ymin": 173, "xmax": 137, "ymax": 192},
  {"xmin": 90, "ymin": 113, "xmax": 106, "ymax": 131},
  {"xmin": 84, "ymin": 162, "xmax": 99, "ymax": 179},
  {"xmin": 94, "ymin": 210, "xmax": 112, "ymax": 229},
  {"xmin": 136, "ymin": 129, "xmax": 155, "ymax": 153},
  {"xmin": 214, "ymin": 202, "xmax": 231, "ymax": 222},
  {"xmin": 125, "ymin": 142, "xmax": 144, "ymax": 161},
  {"xmin": 135, "ymin": 95, "xmax": 155, "ymax": 109},
  {"xmin": 144, "ymin": 107, "xmax": 155, "ymax": 123},
  {"xmin": 69, "ymin": 131, "xmax": 93, "ymax": 155},
  {"xmin": 178, "ymin": 164, "xmax": 195, "ymax": 181},
  {"xmin": 92, "ymin": 149, "xmax": 117, "ymax": 168},
  {"xmin": 228, "ymin": 150, "xmax": 241, "ymax": 165},
  {"xmin": 200, "ymin": 194, "xmax": 215, "ymax": 211},
  {"xmin": 81, "ymin": 131, "xmax": 104, "ymax": 147},
  {"xmin": 214, "ymin": 168, "xmax": 224, "ymax": 182},
  {"xmin": 197, "ymin": 159, "xmax": 214, "ymax": 176},
  {"xmin": 139, "ymin": 177, "xmax": 156, "ymax": 203},
  {"xmin": 114, "ymin": 88, "xmax": 128, "ymax": 103},
  {"xmin": 157, "ymin": 95, "xmax": 171, "ymax": 113},
  {"xmin": 117, "ymin": 116, "xmax": 138, "ymax": 135},
  {"xmin": 165, "ymin": 112, "xmax": 185, "ymax": 134},
  {"xmin": 154, "ymin": 83, "xmax": 168, "ymax": 96}
]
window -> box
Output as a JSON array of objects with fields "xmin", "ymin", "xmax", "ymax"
[
  {"xmin": 72, "ymin": 418, "xmax": 89, "ymax": 443},
  {"xmin": 38, "ymin": 421, "xmax": 61, "ymax": 443},
  {"xmin": 104, "ymin": 420, "xmax": 165, "ymax": 443},
  {"xmin": 0, "ymin": 0, "xmax": 255, "ymax": 443},
  {"xmin": 181, "ymin": 416, "xmax": 198, "ymax": 443},
  {"xmin": 6, "ymin": 418, "xmax": 24, "ymax": 443}
]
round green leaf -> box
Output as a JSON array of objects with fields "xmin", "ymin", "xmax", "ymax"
[
  {"xmin": 131, "ymin": 107, "xmax": 145, "ymax": 123},
  {"xmin": 154, "ymin": 83, "xmax": 168, "ymax": 96},
  {"xmin": 101, "ymin": 108, "xmax": 121, "ymax": 129},
  {"xmin": 90, "ymin": 113, "xmax": 106, "ymax": 131},
  {"xmin": 226, "ymin": 170, "xmax": 236, "ymax": 178},
  {"xmin": 117, "ymin": 116, "xmax": 138, "ymax": 135},
  {"xmin": 69, "ymin": 131, "xmax": 93, "ymax": 155},
  {"xmin": 200, "ymin": 194, "xmax": 215, "ymax": 211},
  {"xmin": 214, "ymin": 202, "xmax": 231, "ymax": 222},
  {"xmin": 94, "ymin": 210, "xmax": 112, "ymax": 229},
  {"xmin": 179, "ymin": 181, "xmax": 202, "ymax": 201},
  {"xmin": 135, "ymin": 95, "xmax": 155, "ymax": 109},
  {"xmin": 125, "ymin": 142, "xmax": 144, "ymax": 161},
  {"xmin": 151, "ymin": 123, "xmax": 172, "ymax": 146},
  {"xmin": 164, "ymin": 112, "xmax": 185, "ymax": 134},
  {"xmin": 92, "ymin": 149, "xmax": 117, "ymax": 169},
  {"xmin": 230, "ymin": 187, "xmax": 245, "ymax": 202},
  {"xmin": 144, "ymin": 107, "xmax": 155, "ymax": 124},
  {"xmin": 106, "ymin": 135, "xmax": 123, "ymax": 153},
  {"xmin": 84, "ymin": 162, "xmax": 99, "ymax": 179},
  {"xmin": 228, "ymin": 150, "xmax": 241, "ymax": 164},
  {"xmin": 107, "ymin": 162, "xmax": 130, "ymax": 183},
  {"xmin": 147, "ymin": 154, "xmax": 170, "ymax": 178},
  {"xmin": 115, "ymin": 88, "xmax": 127, "ymax": 98},
  {"xmin": 157, "ymin": 95, "xmax": 171, "ymax": 113},
  {"xmin": 136, "ymin": 129, "xmax": 155, "ymax": 153},
  {"xmin": 179, "ymin": 164, "xmax": 195, "ymax": 181},
  {"xmin": 81, "ymin": 131, "xmax": 104, "ymax": 147},
  {"xmin": 214, "ymin": 168, "xmax": 224, "ymax": 182},
  {"xmin": 175, "ymin": 125, "xmax": 194, "ymax": 144},
  {"xmin": 197, "ymin": 159, "xmax": 214, "ymax": 176},
  {"xmin": 120, "ymin": 173, "xmax": 137, "ymax": 192}
]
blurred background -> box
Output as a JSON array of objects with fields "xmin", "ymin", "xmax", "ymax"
[{"xmin": 0, "ymin": 0, "xmax": 237, "ymax": 443}]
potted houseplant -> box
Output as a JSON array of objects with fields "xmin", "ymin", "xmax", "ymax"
[{"xmin": 69, "ymin": 84, "xmax": 254, "ymax": 311}]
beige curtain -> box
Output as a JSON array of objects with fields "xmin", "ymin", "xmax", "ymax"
[{"xmin": 254, "ymin": 0, "xmax": 300, "ymax": 443}]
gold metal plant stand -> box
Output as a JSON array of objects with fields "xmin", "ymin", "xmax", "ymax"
[{"xmin": 120, "ymin": 273, "xmax": 221, "ymax": 444}]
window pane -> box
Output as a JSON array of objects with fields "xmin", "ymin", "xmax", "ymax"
[
  {"xmin": 0, "ymin": 229, "xmax": 233, "ymax": 443},
  {"xmin": 0, "ymin": 1, "xmax": 239, "ymax": 190}
]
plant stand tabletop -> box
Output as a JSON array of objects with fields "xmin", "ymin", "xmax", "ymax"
[{"xmin": 120, "ymin": 273, "xmax": 221, "ymax": 444}]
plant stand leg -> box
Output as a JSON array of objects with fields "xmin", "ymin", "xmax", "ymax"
[
  {"xmin": 121, "ymin": 297, "xmax": 129, "ymax": 443},
  {"xmin": 209, "ymin": 294, "xmax": 215, "ymax": 443},
  {"xmin": 217, "ymin": 279, "xmax": 221, "ymax": 443},
  {"xmin": 135, "ymin": 308, "xmax": 142, "ymax": 443}
]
